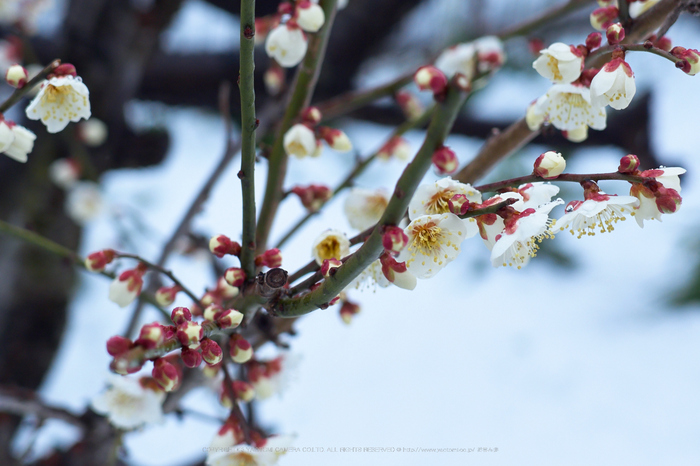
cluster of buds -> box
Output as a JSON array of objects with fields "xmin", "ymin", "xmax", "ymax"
[
  {"xmin": 209, "ymin": 234, "xmax": 242, "ymax": 258},
  {"xmin": 283, "ymin": 107, "xmax": 352, "ymax": 158},
  {"xmin": 264, "ymin": 1, "xmax": 325, "ymax": 68},
  {"xmin": 290, "ymin": 184, "xmax": 332, "ymax": 211}
]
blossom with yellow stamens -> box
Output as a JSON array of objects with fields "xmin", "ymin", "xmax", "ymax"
[
  {"xmin": 311, "ymin": 229, "xmax": 350, "ymax": 265},
  {"xmin": 26, "ymin": 75, "xmax": 91, "ymax": 133}
]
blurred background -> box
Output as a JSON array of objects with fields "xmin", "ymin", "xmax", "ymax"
[{"xmin": 1, "ymin": 0, "xmax": 699, "ymax": 464}]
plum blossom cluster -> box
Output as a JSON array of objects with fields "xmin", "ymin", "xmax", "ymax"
[{"xmin": 283, "ymin": 106, "xmax": 352, "ymax": 158}]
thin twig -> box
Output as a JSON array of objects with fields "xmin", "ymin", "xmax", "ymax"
[
  {"xmin": 220, "ymin": 357, "xmax": 252, "ymax": 444},
  {"xmin": 474, "ymin": 171, "xmax": 653, "ymax": 193},
  {"xmin": 0, "ymin": 387, "xmax": 85, "ymax": 430}
]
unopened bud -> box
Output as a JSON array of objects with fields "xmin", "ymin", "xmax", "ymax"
[
  {"xmin": 618, "ymin": 154, "xmax": 640, "ymax": 174},
  {"xmin": 255, "ymin": 248, "xmax": 282, "ymax": 268},
  {"xmin": 432, "ymin": 146, "xmax": 458, "ymax": 175},
  {"xmin": 585, "ymin": 32, "xmax": 602, "ymax": 51},
  {"xmin": 85, "ymin": 249, "xmax": 115, "ymax": 272},
  {"xmin": 448, "ymin": 194, "xmax": 470, "ymax": 215},
  {"xmin": 533, "ymin": 151, "xmax": 566, "ymax": 179},
  {"xmin": 232, "ymin": 380, "xmax": 255, "ymax": 402},
  {"xmin": 152, "ymin": 358, "xmax": 180, "ymax": 392},
  {"xmin": 295, "ymin": 1, "xmax": 325, "ymax": 33},
  {"xmin": 170, "ymin": 306, "xmax": 192, "ymax": 326},
  {"xmin": 318, "ymin": 126, "xmax": 352, "ymax": 152},
  {"xmin": 216, "ymin": 309, "xmax": 244, "ymax": 330},
  {"xmin": 223, "ymin": 268, "xmax": 246, "ymax": 288},
  {"xmin": 377, "ymin": 136, "xmax": 411, "ymax": 161},
  {"xmin": 203, "ymin": 304, "xmax": 223, "ymax": 321},
  {"xmin": 382, "ymin": 226, "xmax": 408, "ymax": 254},
  {"xmin": 216, "ymin": 277, "xmax": 239, "ymax": 299},
  {"xmin": 106, "ymin": 335, "xmax": 133, "ymax": 356},
  {"xmin": 209, "ymin": 234, "xmax": 241, "ymax": 258},
  {"xmin": 181, "ymin": 347, "xmax": 202, "ymax": 368},
  {"xmin": 414, "ymin": 65, "xmax": 448, "ymax": 98},
  {"xmin": 200, "ymin": 338, "xmax": 223, "ymax": 365},
  {"xmin": 654, "ymin": 36, "xmax": 672, "ymax": 52},
  {"xmin": 156, "ymin": 285, "xmax": 181, "ymax": 307},
  {"xmin": 5, "ymin": 64, "xmax": 27, "ymax": 88},
  {"xmin": 606, "ymin": 23, "xmax": 625, "ymax": 45},
  {"xmin": 135, "ymin": 322, "xmax": 166, "ymax": 349},
  {"xmin": 339, "ymin": 301, "xmax": 360, "ymax": 324},
  {"xmin": 177, "ymin": 321, "xmax": 203, "ymax": 349},
  {"xmin": 320, "ymin": 258, "xmax": 343, "ymax": 278},
  {"xmin": 590, "ymin": 6, "xmax": 619, "ymax": 31},
  {"xmin": 395, "ymin": 90, "xmax": 424, "ymax": 120},
  {"xmin": 671, "ymin": 47, "xmax": 700, "ymax": 76},
  {"xmin": 290, "ymin": 184, "xmax": 332, "ymax": 211},
  {"xmin": 301, "ymin": 106, "xmax": 322, "ymax": 126},
  {"xmin": 50, "ymin": 63, "xmax": 77, "ymax": 78},
  {"xmin": 263, "ymin": 64, "xmax": 285, "ymax": 95},
  {"xmin": 229, "ymin": 334, "xmax": 253, "ymax": 364}
]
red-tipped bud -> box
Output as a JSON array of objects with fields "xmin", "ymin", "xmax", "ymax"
[
  {"xmin": 215, "ymin": 277, "xmax": 239, "ymax": 299},
  {"xmin": 216, "ymin": 309, "xmax": 244, "ymax": 330},
  {"xmin": 377, "ymin": 136, "xmax": 411, "ymax": 161},
  {"xmin": 232, "ymin": 380, "xmax": 256, "ymax": 402},
  {"xmin": 585, "ymin": 32, "xmax": 602, "ymax": 51},
  {"xmin": 606, "ymin": 23, "xmax": 625, "ymax": 45},
  {"xmin": 135, "ymin": 322, "xmax": 166, "ymax": 349},
  {"xmin": 229, "ymin": 334, "xmax": 253, "ymax": 364},
  {"xmin": 5, "ymin": 64, "xmax": 28, "ymax": 88},
  {"xmin": 255, "ymin": 248, "xmax": 282, "ymax": 268},
  {"xmin": 49, "ymin": 63, "xmax": 77, "ymax": 79},
  {"xmin": 671, "ymin": 47, "xmax": 700, "ymax": 76},
  {"xmin": 110, "ymin": 355, "xmax": 143, "ymax": 375},
  {"xmin": 301, "ymin": 106, "xmax": 322, "ymax": 126},
  {"xmin": 317, "ymin": 126, "xmax": 352, "ymax": 152},
  {"xmin": 382, "ymin": 226, "xmax": 408, "ymax": 254},
  {"xmin": 290, "ymin": 184, "xmax": 332, "ymax": 211},
  {"xmin": 395, "ymin": 90, "xmax": 424, "ymax": 120},
  {"xmin": 170, "ymin": 306, "xmax": 192, "ymax": 326},
  {"xmin": 432, "ymin": 146, "xmax": 458, "ymax": 175},
  {"xmin": 156, "ymin": 285, "xmax": 181, "ymax": 307},
  {"xmin": 448, "ymin": 194, "xmax": 471, "ymax": 215},
  {"xmin": 655, "ymin": 187, "xmax": 682, "ymax": 214},
  {"xmin": 263, "ymin": 63, "xmax": 285, "ymax": 95},
  {"xmin": 224, "ymin": 267, "xmax": 246, "ymax": 287},
  {"xmin": 106, "ymin": 335, "xmax": 133, "ymax": 356},
  {"xmin": 200, "ymin": 338, "xmax": 223, "ymax": 365},
  {"xmin": 618, "ymin": 154, "xmax": 640, "ymax": 174},
  {"xmin": 177, "ymin": 321, "xmax": 203, "ymax": 349},
  {"xmin": 181, "ymin": 347, "xmax": 202, "ymax": 368},
  {"xmin": 654, "ymin": 36, "xmax": 672, "ymax": 52},
  {"xmin": 379, "ymin": 252, "xmax": 417, "ymax": 291},
  {"xmin": 152, "ymin": 358, "xmax": 180, "ymax": 392},
  {"xmin": 590, "ymin": 6, "xmax": 619, "ymax": 31},
  {"xmin": 320, "ymin": 258, "xmax": 343, "ymax": 278},
  {"xmin": 414, "ymin": 65, "xmax": 448, "ymax": 99},
  {"xmin": 533, "ymin": 151, "xmax": 566, "ymax": 179},
  {"xmin": 339, "ymin": 300, "xmax": 360, "ymax": 324},
  {"xmin": 203, "ymin": 304, "xmax": 223, "ymax": 321},
  {"xmin": 85, "ymin": 249, "xmax": 115, "ymax": 272},
  {"xmin": 209, "ymin": 234, "xmax": 241, "ymax": 258}
]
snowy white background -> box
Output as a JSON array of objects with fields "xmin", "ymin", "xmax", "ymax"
[{"xmin": 17, "ymin": 1, "xmax": 700, "ymax": 465}]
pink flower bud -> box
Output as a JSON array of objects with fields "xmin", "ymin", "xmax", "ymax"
[
  {"xmin": 156, "ymin": 285, "xmax": 181, "ymax": 307},
  {"xmin": 585, "ymin": 32, "xmax": 602, "ymax": 51},
  {"xmin": 110, "ymin": 355, "xmax": 143, "ymax": 375},
  {"xmin": 203, "ymin": 304, "xmax": 223, "ymax": 321},
  {"xmin": 177, "ymin": 321, "xmax": 203, "ymax": 349},
  {"xmin": 301, "ymin": 106, "xmax": 322, "ymax": 126},
  {"xmin": 5, "ymin": 64, "xmax": 27, "ymax": 88},
  {"xmin": 448, "ymin": 194, "xmax": 471, "ymax": 215},
  {"xmin": 317, "ymin": 126, "xmax": 352, "ymax": 152},
  {"xmin": 606, "ymin": 23, "xmax": 625, "ymax": 45},
  {"xmin": 432, "ymin": 146, "xmax": 458, "ymax": 175},
  {"xmin": 200, "ymin": 338, "xmax": 224, "ymax": 365},
  {"xmin": 395, "ymin": 90, "xmax": 424, "ymax": 120},
  {"xmin": 290, "ymin": 184, "xmax": 332, "ymax": 211},
  {"xmin": 108, "ymin": 265, "xmax": 146, "ymax": 307},
  {"xmin": 255, "ymin": 248, "xmax": 282, "ymax": 268},
  {"xmin": 209, "ymin": 234, "xmax": 241, "ymax": 258},
  {"xmin": 671, "ymin": 47, "xmax": 700, "ymax": 76},
  {"xmin": 152, "ymin": 358, "xmax": 181, "ymax": 392},
  {"xmin": 339, "ymin": 300, "xmax": 360, "ymax": 324},
  {"xmin": 377, "ymin": 136, "xmax": 411, "ymax": 161},
  {"xmin": 106, "ymin": 335, "xmax": 133, "ymax": 356},
  {"xmin": 590, "ymin": 6, "xmax": 619, "ymax": 31},
  {"xmin": 533, "ymin": 151, "xmax": 566, "ymax": 179},
  {"xmin": 230, "ymin": 334, "xmax": 253, "ymax": 364},
  {"xmin": 414, "ymin": 66, "xmax": 448, "ymax": 99},
  {"xmin": 49, "ymin": 63, "xmax": 77, "ymax": 79},
  {"xmin": 180, "ymin": 347, "xmax": 202, "ymax": 368},
  {"xmin": 85, "ymin": 249, "xmax": 115, "ymax": 272},
  {"xmin": 216, "ymin": 309, "xmax": 244, "ymax": 330},
  {"xmin": 320, "ymin": 258, "xmax": 342, "ymax": 278},
  {"xmin": 170, "ymin": 306, "xmax": 192, "ymax": 326},
  {"xmin": 618, "ymin": 154, "xmax": 640, "ymax": 174},
  {"xmin": 232, "ymin": 380, "xmax": 256, "ymax": 402},
  {"xmin": 655, "ymin": 187, "xmax": 682, "ymax": 214},
  {"xmin": 223, "ymin": 267, "xmax": 246, "ymax": 288},
  {"xmin": 654, "ymin": 36, "xmax": 672, "ymax": 52},
  {"xmin": 135, "ymin": 322, "xmax": 166, "ymax": 349},
  {"xmin": 382, "ymin": 226, "xmax": 408, "ymax": 254}
]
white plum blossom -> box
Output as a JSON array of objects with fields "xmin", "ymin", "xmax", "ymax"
[
  {"xmin": 630, "ymin": 167, "xmax": 686, "ymax": 227},
  {"xmin": 435, "ymin": 43, "xmax": 476, "ymax": 79},
  {"xmin": 476, "ymin": 192, "xmax": 523, "ymax": 250},
  {"xmin": 511, "ymin": 182, "xmax": 560, "ymax": 211},
  {"xmin": 533, "ymin": 42, "xmax": 584, "ymax": 84},
  {"xmin": 108, "ymin": 268, "xmax": 144, "ymax": 308},
  {"xmin": 343, "ymin": 188, "xmax": 389, "ymax": 230},
  {"xmin": 283, "ymin": 123, "xmax": 317, "ymax": 158},
  {"xmin": 65, "ymin": 181, "xmax": 103, "ymax": 224},
  {"xmin": 206, "ymin": 433, "xmax": 295, "ymax": 466},
  {"xmin": 590, "ymin": 58, "xmax": 636, "ymax": 110},
  {"xmin": 348, "ymin": 259, "xmax": 390, "ymax": 291},
  {"xmin": 265, "ymin": 24, "xmax": 308, "ymax": 68},
  {"xmin": 555, "ymin": 195, "xmax": 639, "ymax": 238},
  {"xmin": 535, "ymin": 84, "xmax": 607, "ymax": 131},
  {"xmin": 0, "ymin": 122, "xmax": 36, "ymax": 163},
  {"xmin": 490, "ymin": 199, "xmax": 563, "ymax": 269},
  {"xmin": 311, "ymin": 229, "xmax": 350, "ymax": 265},
  {"xmin": 398, "ymin": 213, "xmax": 469, "ymax": 279},
  {"xmin": 0, "ymin": 121, "xmax": 14, "ymax": 153},
  {"xmin": 90, "ymin": 375, "xmax": 164, "ymax": 429},
  {"xmin": 26, "ymin": 76, "xmax": 91, "ymax": 133},
  {"xmin": 409, "ymin": 177, "xmax": 482, "ymax": 237}
]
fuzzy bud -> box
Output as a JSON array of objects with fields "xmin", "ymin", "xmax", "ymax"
[
  {"xmin": 654, "ymin": 36, "xmax": 672, "ymax": 53},
  {"xmin": 152, "ymin": 358, "xmax": 180, "ymax": 392},
  {"xmin": 255, "ymin": 248, "xmax": 282, "ymax": 268},
  {"xmin": 229, "ymin": 334, "xmax": 253, "ymax": 364},
  {"xmin": 606, "ymin": 23, "xmax": 625, "ymax": 45},
  {"xmin": 585, "ymin": 32, "xmax": 602, "ymax": 51},
  {"xmin": 290, "ymin": 184, "xmax": 332, "ymax": 211},
  {"xmin": 339, "ymin": 301, "xmax": 360, "ymax": 324},
  {"xmin": 77, "ymin": 118, "xmax": 108, "ymax": 147},
  {"xmin": 106, "ymin": 335, "xmax": 133, "ymax": 357},
  {"xmin": 170, "ymin": 306, "xmax": 192, "ymax": 326},
  {"xmin": 110, "ymin": 355, "xmax": 143, "ymax": 375},
  {"xmin": 533, "ymin": 151, "xmax": 566, "ymax": 179},
  {"xmin": 414, "ymin": 65, "xmax": 448, "ymax": 99},
  {"xmin": 618, "ymin": 154, "xmax": 640, "ymax": 174},
  {"xmin": 5, "ymin": 64, "xmax": 27, "ymax": 88},
  {"xmin": 209, "ymin": 234, "xmax": 241, "ymax": 258},
  {"xmin": 382, "ymin": 226, "xmax": 409, "ymax": 254},
  {"xmin": 263, "ymin": 64, "xmax": 285, "ymax": 95},
  {"xmin": 232, "ymin": 380, "xmax": 256, "ymax": 402},
  {"xmin": 216, "ymin": 309, "xmax": 244, "ymax": 330},
  {"xmin": 177, "ymin": 321, "xmax": 203, "ymax": 349},
  {"xmin": 295, "ymin": 1, "xmax": 325, "ymax": 33},
  {"xmin": 85, "ymin": 249, "xmax": 115, "ymax": 272},
  {"xmin": 590, "ymin": 6, "xmax": 619, "ymax": 31},
  {"xmin": 377, "ymin": 136, "xmax": 411, "ymax": 161},
  {"xmin": 301, "ymin": 106, "xmax": 322, "ymax": 126},
  {"xmin": 320, "ymin": 258, "xmax": 343, "ymax": 278},
  {"xmin": 432, "ymin": 146, "xmax": 458, "ymax": 175},
  {"xmin": 671, "ymin": 47, "xmax": 700, "ymax": 76},
  {"xmin": 156, "ymin": 285, "xmax": 181, "ymax": 307},
  {"xmin": 317, "ymin": 126, "xmax": 352, "ymax": 152},
  {"xmin": 180, "ymin": 347, "xmax": 202, "ymax": 368},
  {"xmin": 200, "ymin": 338, "xmax": 223, "ymax": 365},
  {"xmin": 448, "ymin": 193, "xmax": 471, "ymax": 215},
  {"xmin": 203, "ymin": 304, "xmax": 223, "ymax": 321},
  {"xmin": 135, "ymin": 322, "xmax": 166, "ymax": 349},
  {"xmin": 395, "ymin": 90, "xmax": 424, "ymax": 120},
  {"xmin": 224, "ymin": 267, "xmax": 246, "ymax": 288}
]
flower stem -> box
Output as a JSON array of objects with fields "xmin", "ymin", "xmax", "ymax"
[
  {"xmin": 273, "ymin": 84, "xmax": 470, "ymax": 318},
  {"xmin": 255, "ymin": 0, "xmax": 339, "ymax": 253},
  {"xmin": 239, "ymin": 0, "xmax": 257, "ymax": 279},
  {"xmin": 0, "ymin": 59, "xmax": 60, "ymax": 113},
  {"xmin": 474, "ymin": 171, "xmax": 652, "ymax": 193}
]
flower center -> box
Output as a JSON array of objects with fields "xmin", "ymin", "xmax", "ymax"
[
  {"xmin": 563, "ymin": 92, "xmax": 588, "ymax": 109},
  {"xmin": 228, "ymin": 452, "xmax": 257, "ymax": 466},
  {"xmin": 426, "ymin": 189, "xmax": 454, "ymax": 214},
  {"xmin": 287, "ymin": 141, "xmax": 309, "ymax": 157},
  {"xmin": 316, "ymin": 237, "xmax": 342, "ymax": 261},
  {"xmin": 410, "ymin": 222, "xmax": 442, "ymax": 253},
  {"xmin": 42, "ymin": 84, "xmax": 70, "ymax": 105},
  {"xmin": 546, "ymin": 56, "xmax": 563, "ymax": 81},
  {"xmin": 367, "ymin": 194, "xmax": 388, "ymax": 217}
]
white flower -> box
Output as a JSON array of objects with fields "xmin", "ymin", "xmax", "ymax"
[
  {"xmin": 533, "ymin": 42, "xmax": 584, "ymax": 84},
  {"xmin": 26, "ymin": 76, "xmax": 91, "ymax": 133},
  {"xmin": 49, "ymin": 158, "xmax": 80, "ymax": 189},
  {"xmin": 397, "ymin": 213, "xmax": 469, "ymax": 279},
  {"xmin": 409, "ymin": 177, "xmax": 482, "ymax": 220},
  {"xmin": 475, "ymin": 192, "xmax": 523, "ymax": 250},
  {"xmin": 0, "ymin": 121, "xmax": 13, "ymax": 152},
  {"xmin": 535, "ymin": 84, "xmax": 607, "ymax": 131},
  {"xmin": 473, "ymin": 36, "xmax": 506, "ymax": 73},
  {"xmin": 248, "ymin": 355, "xmax": 298, "ymax": 400},
  {"xmin": 490, "ymin": 199, "xmax": 563, "ymax": 268},
  {"xmin": 629, "ymin": 0, "xmax": 659, "ymax": 18},
  {"xmin": 91, "ymin": 374, "xmax": 164, "ymax": 429},
  {"xmin": 206, "ymin": 433, "xmax": 296, "ymax": 466},
  {"xmin": 65, "ymin": 181, "xmax": 103, "ymax": 224},
  {"xmin": 511, "ymin": 182, "xmax": 560, "ymax": 211},
  {"xmin": 590, "ymin": 58, "xmax": 636, "ymax": 110},
  {"xmin": 283, "ymin": 123, "xmax": 317, "ymax": 158},
  {"xmin": 1, "ymin": 124, "xmax": 36, "ymax": 163},
  {"xmin": 344, "ymin": 188, "xmax": 389, "ymax": 230},
  {"xmin": 296, "ymin": 2, "xmax": 325, "ymax": 33},
  {"xmin": 434, "ymin": 43, "xmax": 476, "ymax": 79},
  {"xmin": 311, "ymin": 229, "xmax": 350, "ymax": 265},
  {"xmin": 265, "ymin": 24, "xmax": 308, "ymax": 68},
  {"xmin": 630, "ymin": 167, "xmax": 686, "ymax": 227},
  {"xmin": 348, "ymin": 259, "xmax": 390, "ymax": 291},
  {"xmin": 555, "ymin": 195, "xmax": 639, "ymax": 238},
  {"xmin": 108, "ymin": 269, "xmax": 144, "ymax": 308}
]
